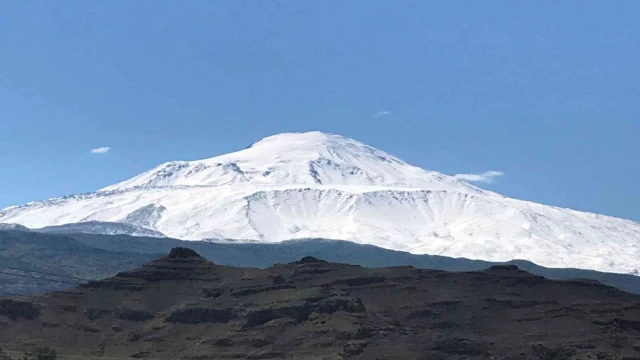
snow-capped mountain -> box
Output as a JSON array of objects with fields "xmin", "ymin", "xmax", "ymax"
[
  {"xmin": 1, "ymin": 131, "xmax": 639, "ymax": 275},
  {"xmin": 100, "ymin": 132, "xmax": 486, "ymax": 194}
]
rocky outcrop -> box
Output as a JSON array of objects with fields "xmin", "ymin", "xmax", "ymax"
[
  {"xmin": 0, "ymin": 299, "xmax": 41, "ymax": 320},
  {"xmin": 166, "ymin": 308, "xmax": 234, "ymax": 324}
]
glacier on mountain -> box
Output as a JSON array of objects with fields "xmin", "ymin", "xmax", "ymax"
[{"xmin": 1, "ymin": 131, "xmax": 639, "ymax": 275}]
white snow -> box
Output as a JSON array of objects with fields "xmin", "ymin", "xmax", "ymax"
[
  {"xmin": 100, "ymin": 132, "xmax": 487, "ymax": 195},
  {"xmin": 1, "ymin": 131, "xmax": 639, "ymax": 275}
]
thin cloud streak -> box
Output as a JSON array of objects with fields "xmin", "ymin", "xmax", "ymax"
[
  {"xmin": 90, "ymin": 147, "xmax": 111, "ymax": 154},
  {"xmin": 373, "ymin": 111, "xmax": 390, "ymax": 118},
  {"xmin": 454, "ymin": 170, "xmax": 504, "ymax": 184}
]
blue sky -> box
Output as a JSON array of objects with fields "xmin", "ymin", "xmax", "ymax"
[{"xmin": 1, "ymin": 1, "xmax": 639, "ymax": 221}]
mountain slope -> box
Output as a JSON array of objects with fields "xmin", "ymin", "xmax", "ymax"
[
  {"xmin": 1, "ymin": 131, "xmax": 639, "ymax": 275},
  {"xmin": 5, "ymin": 230, "xmax": 640, "ymax": 296},
  {"xmin": 0, "ymin": 231, "xmax": 157, "ymax": 296},
  {"xmin": 37, "ymin": 221, "xmax": 166, "ymax": 237}
]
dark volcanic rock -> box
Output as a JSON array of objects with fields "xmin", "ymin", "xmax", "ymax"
[
  {"xmin": 85, "ymin": 307, "xmax": 111, "ymax": 320},
  {"xmin": 315, "ymin": 296, "xmax": 366, "ymax": 314},
  {"xmin": 168, "ymin": 247, "xmax": 201, "ymax": 259},
  {"xmin": 531, "ymin": 343, "xmax": 577, "ymax": 360},
  {"xmin": 489, "ymin": 264, "xmax": 520, "ymax": 271},
  {"xmin": 0, "ymin": 347, "xmax": 11, "ymax": 360},
  {"xmin": 432, "ymin": 337, "xmax": 486, "ymax": 356},
  {"xmin": 166, "ymin": 308, "xmax": 234, "ymax": 324},
  {"xmin": 230, "ymin": 284, "xmax": 296, "ymax": 297},
  {"xmin": 295, "ymin": 256, "xmax": 327, "ymax": 264},
  {"xmin": 117, "ymin": 309, "xmax": 154, "ymax": 322},
  {"xmin": 1, "ymin": 249, "xmax": 640, "ymax": 359},
  {"xmin": 244, "ymin": 305, "xmax": 312, "ymax": 327},
  {"xmin": 0, "ymin": 299, "xmax": 41, "ymax": 320},
  {"xmin": 334, "ymin": 276, "xmax": 386, "ymax": 286}
]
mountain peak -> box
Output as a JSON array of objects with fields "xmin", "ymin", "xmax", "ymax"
[
  {"xmin": 227, "ymin": 131, "xmax": 398, "ymax": 165},
  {"xmin": 224, "ymin": 131, "xmax": 400, "ymax": 163},
  {"xmin": 100, "ymin": 132, "xmax": 482, "ymax": 194},
  {"xmin": 248, "ymin": 131, "xmax": 344, "ymax": 148}
]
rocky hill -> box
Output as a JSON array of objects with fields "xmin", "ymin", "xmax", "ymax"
[{"xmin": 1, "ymin": 248, "xmax": 639, "ymax": 359}]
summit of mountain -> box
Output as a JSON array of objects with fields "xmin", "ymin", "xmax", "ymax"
[{"xmin": 100, "ymin": 131, "xmax": 486, "ymax": 193}]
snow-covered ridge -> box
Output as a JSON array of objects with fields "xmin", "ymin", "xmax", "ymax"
[
  {"xmin": 100, "ymin": 132, "xmax": 487, "ymax": 195},
  {"xmin": 1, "ymin": 131, "xmax": 639, "ymax": 275}
]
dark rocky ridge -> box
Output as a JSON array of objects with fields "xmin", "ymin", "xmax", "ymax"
[
  {"xmin": 5, "ymin": 230, "xmax": 640, "ymax": 297},
  {"xmin": 1, "ymin": 248, "xmax": 640, "ymax": 359}
]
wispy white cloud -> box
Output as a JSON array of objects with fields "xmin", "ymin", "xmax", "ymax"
[
  {"xmin": 454, "ymin": 170, "xmax": 504, "ymax": 184},
  {"xmin": 90, "ymin": 147, "xmax": 111, "ymax": 154},
  {"xmin": 373, "ymin": 110, "xmax": 390, "ymax": 118}
]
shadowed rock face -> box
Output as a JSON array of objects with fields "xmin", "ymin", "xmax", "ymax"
[
  {"xmin": 167, "ymin": 247, "xmax": 201, "ymax": 259},
  {"xmin": 0, "ymin": 299, "xmax": 41, "ymax": 320},
  {"xmin": 1, "ymin": 249, "xmax": 640, "ymax": 360},
  {"xmin": 0, "ymin": 347, "xmax": 11, "ymax": 360}
]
